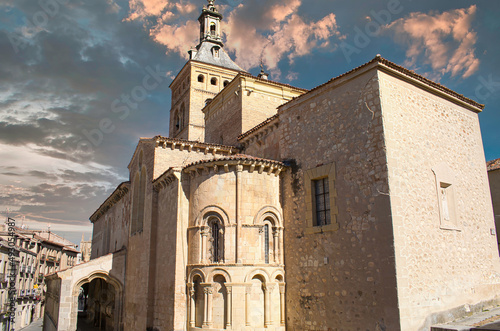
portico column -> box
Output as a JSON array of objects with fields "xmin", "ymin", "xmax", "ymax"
[
  {"xmin": 201, "ymin": 227, "xmax": 209, "ymax": 263},
  {"xmin": 226, "ymin": 286, "xmax": 232, "ymax": 328},
  {"xmin": 202, "ymin": 285, "xmax": 213, "ymax": 328},
  {"xmin": 279, "ymin": 284, "xmax": 285, "ymax": 325},
  {"xmin": 264, "ymin": 284, "xmax": 272, "ymax": 327},
  {"xmin": 245, "ymin": 286, "xmax": 251, "ymax": 326},
  {"xmin": 188, "ymin": 285, "xmax": 195, "ymax": 327}
]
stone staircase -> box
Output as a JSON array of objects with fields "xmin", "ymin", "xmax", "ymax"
[{"xmin": 431, "ymin": 306, "xmax": 500, "ymax": 330}]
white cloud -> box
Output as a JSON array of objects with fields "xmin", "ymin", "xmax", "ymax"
[
  {"xmin": 385, "ymin": 5, "xmax": 480, "ymax": 79},
  {"xmin": 125, "ymin": 0, "xmax": 343, "ymax": 73}
]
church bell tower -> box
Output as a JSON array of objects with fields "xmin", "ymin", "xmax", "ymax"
[
  {"xmin": 168, "ymin": 0, "xmax": 244, "ymax": 142},
  {"xmin": 198, "ymin": 0, "xmax": 223, "ymax": 47}
]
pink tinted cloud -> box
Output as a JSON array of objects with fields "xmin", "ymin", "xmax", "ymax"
[
  {"xmin": 225, "ymin": 1, "xmax": 342, "ymax": 73},
  {"xmin": 125, "ymin": 0, "xmax": 343, "ymax": 78},
  {"xmin": 386, "ymin": 5, "xmax": 479, "ymax": 79}
]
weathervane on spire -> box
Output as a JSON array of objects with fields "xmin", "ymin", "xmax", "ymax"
[
  {"xmin": 258, "ymin": 59, "xmax": 269, "ymax": 80},
  {"xmin": 207, "ymin": 0, "xmax": 216, "ymax": 11}
]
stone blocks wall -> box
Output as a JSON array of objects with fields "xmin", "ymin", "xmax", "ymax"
[
  {"xmin": 152, "ymin": 172, "xmax": 188, "ymax": 330},
  {"xmin": 379, "ymin": 71, "xmax": 500, "ymax": 330},
  {"xmin": 278, "ymin": 68, "xmax": 400, "ymax": 330},
  {"xmin": 240, "ymin": 120, "xmax": 281, "ymax": 162}
]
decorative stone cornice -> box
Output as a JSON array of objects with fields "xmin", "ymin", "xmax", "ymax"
[
  {"xmin": 154, "ymin": 136, "xmax": 238, "ymax": 156},
  {"xmin": 152, "ymin": 168, "xmax": 180, "ymax": 192},
  {"xmin": 183, "ymin": 155, "xmax": 285, "ymax": 178},
  {"xmin": 90, "ymin": 182, "xmax": 130, "ymax": 223}
]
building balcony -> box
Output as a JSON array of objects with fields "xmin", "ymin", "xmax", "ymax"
[
  {"xmin": 38, "ymin": 274, "xmax": 44, "ymax": 283},
  {"xmin": 40, "ymin": 254, "xmax": 46, "ymax": 260}
]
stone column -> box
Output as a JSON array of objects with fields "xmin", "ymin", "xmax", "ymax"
[
  {"xmin": 264, "ymin": 284, "xmax": 272, "ymax": 327},
  {"xmin": 236, "ymin": 164, "xmax": 243, "ymax": 263},
  {"xmin": 245, "ymin": 286, "xmax": 251, "ymax": 326},
  {"xmin": 226, "ymin": 286, "xmax": 232, "ymax": 328},
  {"xmin": 279, "ymin": 284, "xmax": 285, "ymax": 325},
  {"xmin": 201, "ymin": 227, "xmax": 209, "ymax": 264},
  {"xmin": 273, "ymin": 228, "xmax": 279, "ymax": 263},
  {"xmin": 279, "ymin": 228, "xmax": 284, "ymax": 264},
  {"xmin": 188, "ymin": 285, "xmax": 195, "ymax": 327},
  {"xmin": 202, "ymin": 285, "xmax": 213, "ymax": 328}
]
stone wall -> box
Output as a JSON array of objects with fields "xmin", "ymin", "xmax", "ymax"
[
  {"xmin": 379, "ymin": 70, "xmax": 500, "ymax": 330},
  {"xmin": 204, "ymin": 75, "xmax": 305, "ymax": 146},
  {"xmin": 240, "ymin": 118, "xmax": 280, "ymax": 161},
  {"xmin": 91, "ymin": 196, "xmax": 130, "ymax": 259},
  {"xmin": 151, "ymin": 172, "xmax": 187, "ymax": 330},
  {"xmin": 203, "ymin": 81, "xmax": 242, "ymax": 146},
  {"xmin": 123, "ymin": 140, "xmax": 155, "ymax": 330},
  {"xmin": 278, "ymin": 67, "xmax": 400, "ymax": 330}
]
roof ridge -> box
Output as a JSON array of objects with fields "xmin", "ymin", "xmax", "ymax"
[
  {"xmin": 238, "ymin": 114, "xmax": 279, "ymax": 141},
  {"xmin": 279, "ymin": 55, "xmax": 484, "ymax": 111},
  {"xmin": 239, "ymin": 72, "xmax": 308, "ymax": 92}
]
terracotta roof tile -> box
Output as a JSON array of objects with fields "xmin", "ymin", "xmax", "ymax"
[
  {"xmin": 183, "ymin": 154, "xmax": 284, "ymax": 169},
  {"xmin": 487, "ymin": 158, "xmax": 500, "ymax": 171}
]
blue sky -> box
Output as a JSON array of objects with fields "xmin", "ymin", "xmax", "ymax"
[{"xmin": 0, "ymin": 0, "xmax": 499, "ymax": 242}]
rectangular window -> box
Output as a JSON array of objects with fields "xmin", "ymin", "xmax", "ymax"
[{"xmin": 314, "ymin": 178, "xmax": 331, "ymax": 226}]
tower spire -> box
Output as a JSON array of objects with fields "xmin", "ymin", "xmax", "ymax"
[{"xmin": 198, "ymin": 0, "xmax": 223, "ymax": 47}]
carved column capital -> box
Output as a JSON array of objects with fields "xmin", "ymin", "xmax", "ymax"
[{"xmin": 201, "ymin": 226, "xmax": 210, "ymax": 236}]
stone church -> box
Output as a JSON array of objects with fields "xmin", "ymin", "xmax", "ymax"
[{"xmin": 44, "ymin": 1, "xmax": 500, "ymax": 330}]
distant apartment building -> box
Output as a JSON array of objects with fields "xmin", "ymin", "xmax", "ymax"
[{"xmin": 0, "ymin": 224, "xmax": 79, "ymax": 329}]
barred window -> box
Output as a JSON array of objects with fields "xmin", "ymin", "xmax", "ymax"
[
  {"xmin": 314, "ymin": 178, "xmax": 331, "ymax": 226},
  {"xmin": 209, "ymin": 218, "xmax": 224, "ymax": 263},
  {"xmin": 264, "ymin": 224, "xmax": 270, "ymax": 264}
]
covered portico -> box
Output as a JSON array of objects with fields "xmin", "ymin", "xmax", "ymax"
[{"xmin": 43, "ymin": 250, "xmax": 126, "ymax": 331}]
